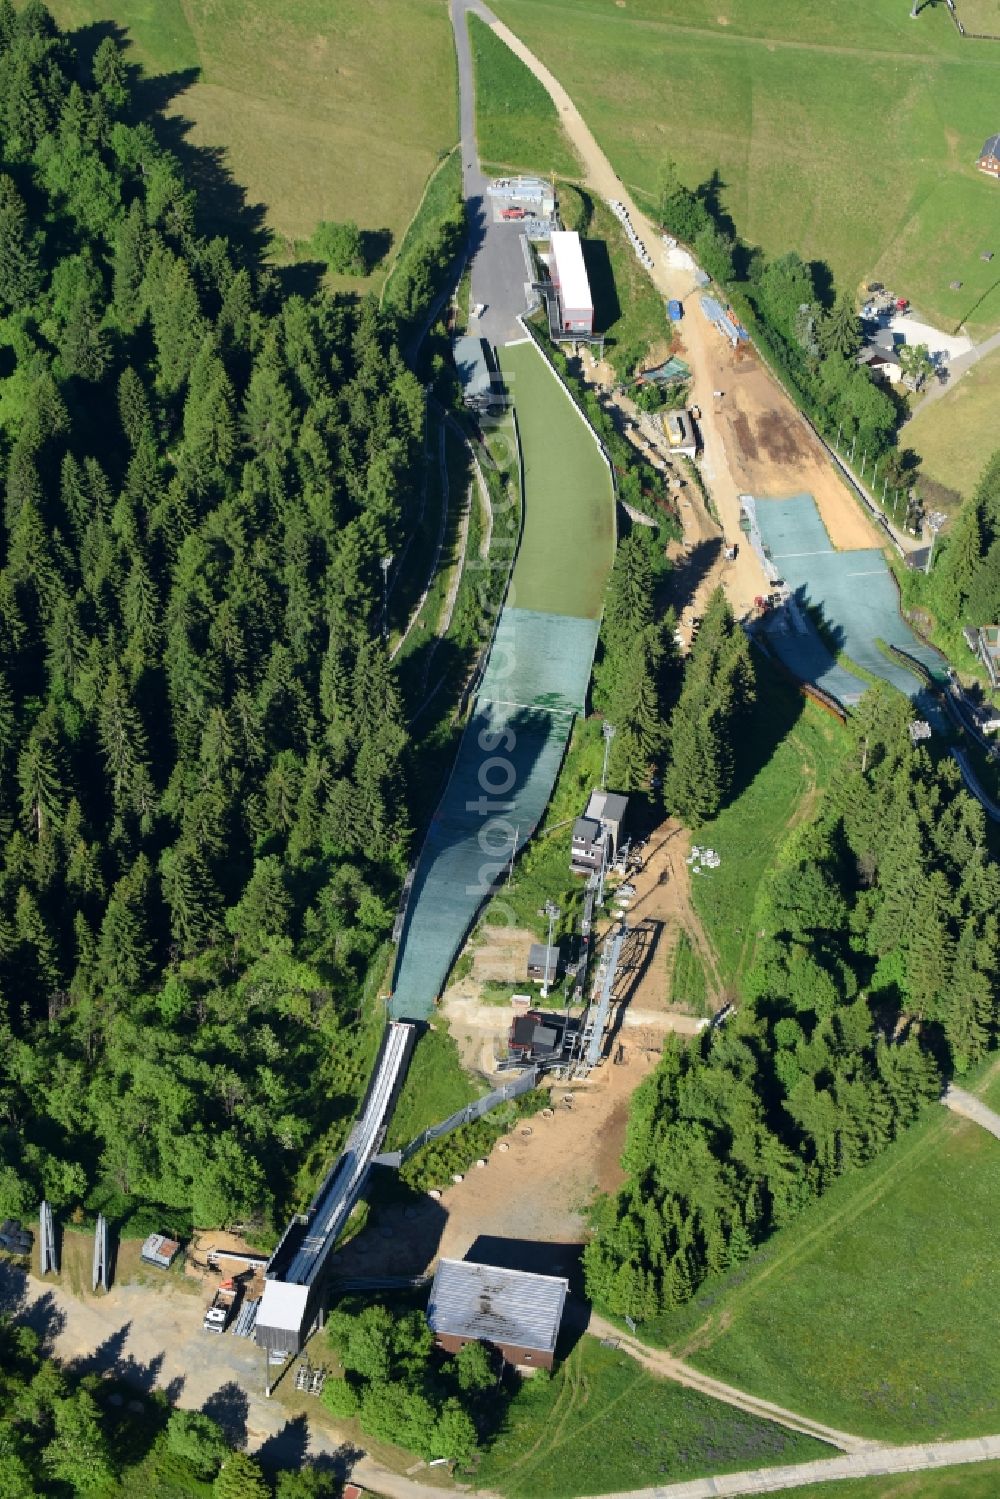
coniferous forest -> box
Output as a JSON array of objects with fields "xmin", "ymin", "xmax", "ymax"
[{"xmin": 0, "ymin": 2, "xmax": 424, "ymax": 1233}]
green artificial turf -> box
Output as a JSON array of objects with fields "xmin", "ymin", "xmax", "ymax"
[{"xmin": 499, "ymin": 339, "xmax": 615, "ymax": 620}]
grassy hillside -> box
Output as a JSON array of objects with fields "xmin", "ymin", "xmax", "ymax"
[
  {"xmin": 473, "ymin": 1336, "xmax": 831, "ymax": 1497},
  {"xmin": 490, "ymin": 0, "xmax": 1000, "ymax": 337},
  {"xmin": 906, "ymin": 351, "xmax": 1000, "ymax": 513},
  {"xmin": 48, "ymin": 0, "xmax": 456, "ymax": 282},
  {"xmin": 659, "ymin": 1110, "xmax": 1000, "ymax": 1442},
  {"xmin": 468, "ymin": 11, "xmax": 578, "ymax": 177},
  {"xmin": 688, "ymin": 665, "xmax": 848, "ymax": 988}
]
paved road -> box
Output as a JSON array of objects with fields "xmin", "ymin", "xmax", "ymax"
[
  {"xmin": 603, "ymin": 1435, "xmax": 1000, "ymax": 1498},
  {"xmin": 942, "ymin": 1082, "xmax": 1000, "ymax": 1140},
  {"xmin": 907, "ymin": 324, "xmax": 1000, "ymax": 422},
  {"xmin": 452, "ymin": 0, "xmax": 532, "ymax": 346}
]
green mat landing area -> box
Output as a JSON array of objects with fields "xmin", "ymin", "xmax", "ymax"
[{"xmin": 499, "ymin": 338, "xmax": 615, "ymax": 620}]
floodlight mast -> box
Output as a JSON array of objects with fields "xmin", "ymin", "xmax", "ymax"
[
  {"xmin": 542, "ymin": 900, "xmax": 560, "ymax": 997},
  {"xmin": 601, "ymin": 722, "xmax": 616, "ymax": 790}
]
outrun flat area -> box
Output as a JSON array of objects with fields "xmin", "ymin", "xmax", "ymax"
[{"xmin": 499, "ymin": 339, "xmax": 616, "ymax": 619}]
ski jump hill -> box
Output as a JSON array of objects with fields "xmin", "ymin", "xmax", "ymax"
[{"xmin": 255, "ymin": 337, "xmax": 615, "ymax": 1369}]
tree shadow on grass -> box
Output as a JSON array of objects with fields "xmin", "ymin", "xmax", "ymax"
[{"xmin": 723, "ymin": 650, "xmax": 807, "ymax": 810}]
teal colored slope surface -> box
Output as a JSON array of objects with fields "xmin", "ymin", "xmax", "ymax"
[
  {"xmin": 391, "ymin": 611, "xmax": 602, "ymax": 1021},
  {"xmin": 390, "ymin": 343, "xmax": 613, "ymax": 1021},
  {"xmin": 753, "ymin": 494, "xmax": 947, "ymax": 704}
]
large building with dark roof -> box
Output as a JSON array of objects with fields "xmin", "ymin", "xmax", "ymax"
[{"xmin": 427, "ymin": 1258, "xmax": 569, "ymax": 1371}]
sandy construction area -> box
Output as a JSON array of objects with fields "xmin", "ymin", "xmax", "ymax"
[{"xmin": 706, "ymin": 343, "xmax": 883, "ymax": 552}]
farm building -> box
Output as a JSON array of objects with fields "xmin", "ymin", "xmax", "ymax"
[
  {"xmin": 527, "ymin": 942, "xmax": 561, "ymax": 983},
  {"xmin": 427, "ymin": 1258, "xmax": 569, "ymax": 1371},
  {"xmin": 977, "ymin": 134, "xmax": 1000, "ymax": 178},
  {"xmin": 454, "ymin": 336, "xmax": 504, "ymax": 414},
  {"xmin": 548, "ymin": 230, "xmax": 594, "ymax": 335}
]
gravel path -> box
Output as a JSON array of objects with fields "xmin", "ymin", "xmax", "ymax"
[
  {"xmin": 942, "ymin": 1082, "xmax": 1000, "ymax": 1140},
  {"xmin": 586, "ymin": 1314, "xmax": 873, "ymax": 1454}
]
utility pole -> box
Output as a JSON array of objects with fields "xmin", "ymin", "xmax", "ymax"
[
  {"xmin": 542, "ymin": 900, "xmax": 560, "ymax": 998},
  {"xmin": 925, "ymin": 510, "xmax": 946, "ymax": 575},
  {"xmin": 507, "ymin": 824, "xmax": 520, "ymax": 887},
  {"xmin": 380, "ymin": 554, "xmax": 393, "ymax": 638},
  {"xmin": 601, "ymin": 722, "xmax": 616, "ymax": 790}
]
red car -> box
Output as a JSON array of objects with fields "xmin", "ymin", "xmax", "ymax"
[{"xmin": 501, "ymin": 206, "xmax": 527, "ymax": 220}]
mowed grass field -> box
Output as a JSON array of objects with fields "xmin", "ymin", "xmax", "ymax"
[
  {"xmin": 47, "ymin": 0, "xmax": 456, "ymax": 277},
  {"xmin": 667, "ymin": 1110, "xmax": 1000, "ymax": 1442},
  {"xmin": 498, "ymin": 340, "xmax": 615, "ymax": 619},
  {"xmin": 490, "ymin": 0, "xmax": 1000, "ymax": 337},
  {"xmin": 905, "ymin": 348, "xmax": 1000, "ymax": 509},
  {"xmin": 468, "ymin": 12, "xmax": 578, "ymax": 177},
  {"xmin": 473, "ymin": 1336, "xmax": 831, "ymax": 1497}
]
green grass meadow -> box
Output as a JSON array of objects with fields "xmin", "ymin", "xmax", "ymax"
[
  {"xmin": 688, "ymin": 664, "xmax": 848, "ymax": 988},
  {"xmin": 777, "ymin": 1464, "xmax": 1000, "ymax": 1499},
  {"xmin": 666, "ymin": 1110, "xmax": 1000, "ymax": 1442},
  {"xmin": 468, "ymin": 11, "xmax": 578, "ymax": 178},
  {"xmin": 490, "ymin": 0, "xmax": 1000, "ymax": 337},
  {"xmin": 48, "ymin": 0, "xmax": 456, "ymax": 277},
  {"xmin": 906, "ymin": 347, "xmax": 1000, "ymax": 510},
  {"xmin": 499, "ymin": 339, "xmax": 615, "ymax": 619},
  {"xmin": 473, "ymin": 1336, "xmax": 831, "ymax": 1497}
]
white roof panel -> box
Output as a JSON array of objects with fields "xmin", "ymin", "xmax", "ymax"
[
  {"xmin": 256, "ymin": 1280, "xmax": 310, "ymax": 1334},
  {"xmin": 550, "ymin": 231, "xmax": 593, "ymax": 314}
]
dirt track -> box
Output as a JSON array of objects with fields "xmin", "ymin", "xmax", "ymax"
[{"xmin": 475, "ymin": 1, "xmax": 884, "ymax": 585}]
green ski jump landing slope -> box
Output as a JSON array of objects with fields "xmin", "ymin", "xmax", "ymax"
[{"xmin": 391, "ymin": 339, "xmax": 614, "ymax": 1021}]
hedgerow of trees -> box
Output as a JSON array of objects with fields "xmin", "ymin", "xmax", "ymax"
[
  {"xmin": 586, "ymin": 685, "xmax": 998, "ymax": 1320},
  {"xmin": 926, "ymin": 450, "xmax": 1000, "ymax": 631},
  {"xmin": 0, "ymin": 2, "xmax": 429, "ymax": 1233},
  {"xmin": 592, "ymin": 532, "xmax": 680, "ymax": 791}
]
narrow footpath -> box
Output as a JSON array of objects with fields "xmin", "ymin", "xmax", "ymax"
[{"xmin": 586, "ymin": 1314, "xmax": 873, "ymax": 1454}]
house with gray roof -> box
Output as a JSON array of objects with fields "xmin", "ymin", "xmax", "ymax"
[{"xmin": 454, "ymin": 335, "xmax": 504, "ymax": 413}]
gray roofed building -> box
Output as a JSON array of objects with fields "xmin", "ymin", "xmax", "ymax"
[
  {"xmin": 454, "ymin": 336, "xmax": 504, "ymax": 413},
  {"xmin": 427, "ymin": 1258, "xmax": 569, "ymax": 1370},
  {"xmin": 527, "ymin": 942, "xmax": 560, "ymax": 982},
  {"xmin": 978, "ymin": 134, "xmax": 1000, "ymax": 177},
  {"xmin": 585, "ymin": 790, "xmax": 628, "ymax": 857}
]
